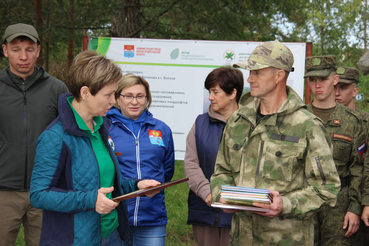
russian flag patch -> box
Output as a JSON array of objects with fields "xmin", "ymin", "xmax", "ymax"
[{"xmin": 358, "ymin": 142, "xmax": 367, "ymax": 160}]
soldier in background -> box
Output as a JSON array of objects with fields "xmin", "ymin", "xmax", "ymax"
[
  {"xmin": 335, "ymin": 67, "xmax": 369, "ymax": 245},
  {"xmin": 210, "ymin": 40, "xmax": 340, "ymax": 245},
  {"xmin": 305, "ymin": 56, "xmax": 366, "ymax": 246},
  {"xmin": 335, "ymin": 66, "xmax": 368, "ymax": 122}
]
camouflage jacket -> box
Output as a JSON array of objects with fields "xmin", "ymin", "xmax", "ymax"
[
  {"xmin": 358, "ymin": 108, "xmax": 369, "ymax": 205},
  {"xmin": 210, "ymin": 86, "xmax": 340, "ymax": 245},
  {"xmin": 307, "ymin": 103, "xmax": 365, "ymax": 214}
]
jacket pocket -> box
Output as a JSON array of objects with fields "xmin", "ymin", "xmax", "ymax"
[
  {"xmin": 225, "ymin": 138, "xmax": 246, "ymax": 174},
  {"xmin": 260, "ymin": 141, "xmax": 304, "ymax": 182},
  {"xmin": 332, "ymin": 138, "xmax": 351, "ymax": 168}
]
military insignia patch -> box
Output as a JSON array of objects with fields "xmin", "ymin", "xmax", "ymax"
[
  {"xmin": 358, "ymin": 142, "xmax": 366, "ymax": 160},
  {"xmin": 336, "ymin": 67, "xmax": 345, "ymax": 75},
  {"xmin": 312, "ymin": 58, "xmax": 321, "ymax": 65},
  {"xmin": 333, "ymin": 133, "xmax": 352, "ymax": 142},
  {"xmin": 333, "ymin": 119, "xmax": 341, "ymax": 125}
]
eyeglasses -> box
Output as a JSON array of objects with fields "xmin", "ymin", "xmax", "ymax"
[{"xmin": 120, "ymin": 94, "xmax": 147, "ymax": 102}]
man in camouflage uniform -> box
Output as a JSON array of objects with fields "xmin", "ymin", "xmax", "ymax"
[
  {"xmin": 335, "ymin": 66, "xmax": 369, "ymax": 245},
  {"xmin": 210, "ymin": 40, "xmax": 341, "ymax": 246},
  {"xmin": 304, "ymin": 56, "xmax": 366, "ymax": 246},
  {"xmin": 335, "ymin": 67, "xmax": 360, "ymax": 110}
]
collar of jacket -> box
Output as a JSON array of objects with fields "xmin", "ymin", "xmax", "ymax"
[
  {"xmin": 106, "ymin": 107, "xmax": 156, "ymax": 126},
  {"xmin": 58, "ymin": 93, "xmax": 111, "ymax": 139},
  {"xmin": 236, "ymin": 86, "xmax": 306, "ymax": 126},
  {"xmin": 0, "ymin": 66, "xmax": 50, "ymax": 91}
]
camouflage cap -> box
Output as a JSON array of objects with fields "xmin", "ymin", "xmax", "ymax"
[
  {"xmin": 233, "ymin": 40, "xmax": 294, "ymax": 72},
  {"xmin": 304, "ymin": 55, "xmax": 336, "ymax": 78},
  {"xmin": 337, "ymin": 66, "xmax": 359, "ymax": 84}
]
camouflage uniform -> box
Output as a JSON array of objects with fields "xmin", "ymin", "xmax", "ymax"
[
  {"xmin": 306, "ymin": 103, "xmax": 366, "ymax": 246},
  {"xmin": 305, "ymin": 57, "xmax": 366, "ymax": 246},
  {"xmin": 337, "ymin": 67, "xmax": 369, "ymax": 246},
  {"xmin": 210, "ymin": 85, "xmax": 340, "ymax": 245}
]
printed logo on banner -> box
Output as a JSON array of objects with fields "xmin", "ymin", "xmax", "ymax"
[
  {"xmin": 224, "ymin": 49, "xmax": 235, "ymax": 62},
  {"xmin": 124, "ymin": 45, "xmax": 134, "ymax": 58},
  {"xmin": 148, "ymin": 129, "xmax": 165, "ymax": 147},
  {"xmin": 170, "ymin": 48, "xmax": 179, "ymax": 60}
]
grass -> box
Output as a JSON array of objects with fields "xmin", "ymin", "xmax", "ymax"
[{"xmin": 16, "ymin": 160, "xmax": 196, "ymax": 245}]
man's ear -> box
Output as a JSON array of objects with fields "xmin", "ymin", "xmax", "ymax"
[
  {"xmin": 2, "ymin": 44, "xmax": 8, "ymax": 58},
  {"xmin": 275, "ymin": 70, "xmax": 285, "ymax": 85},
  {"xmin": 353, "ymin": 87, "xmax": 359, "ymax": 98},
  {"xmin": 333, "ymin": 74, "xmax": 339, "ymax": 86}
]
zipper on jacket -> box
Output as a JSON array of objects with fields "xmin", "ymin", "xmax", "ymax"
[
  {"xmin": 133, "ymin": 128, "xmax": 142, "ymax": 226},
  {"xmin": 256, "ymin": 140, "xmax": 265, "ymax": 176},
  {"xmin": 23, "ymin": 92, "xmax": 28, "ymax": 190},
  {"xmin": 315, "ymin": 157, "xmax": 326, "ymax": 185},
  {"xmin": 118, "ymin": 122, "xmax": 142, "ymax": 226}
]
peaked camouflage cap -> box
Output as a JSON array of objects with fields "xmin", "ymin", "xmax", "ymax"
[
  {"xmin": 304, "ymin": 55, "xmax": 336, "ymax": 78},
  {"xmin": 337, "ymin": 66, "xmax": 359, "ymax": 84},
  {"xmin": 233, "ymin": 40, "xmax": 294, "ymax": 72}
]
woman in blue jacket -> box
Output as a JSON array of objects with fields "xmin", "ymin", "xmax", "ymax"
[
  {"xmin": 30, "ymin": 51, "xmax": 159, "ymax": 246},
  {"xmin": 106, "ymin": 73, "xmax": 175, "ymax": 246}
]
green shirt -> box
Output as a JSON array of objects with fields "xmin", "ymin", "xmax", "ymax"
[{"xmin": 68, "ymin": 97, "xmax": 118, "ymax": 238}]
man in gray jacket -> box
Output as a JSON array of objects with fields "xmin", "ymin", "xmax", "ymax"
[{"xmin": 0, "ymin": 23, "xmax": 68, "ymax": 246}]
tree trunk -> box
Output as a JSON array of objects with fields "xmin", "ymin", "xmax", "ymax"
[
  {"xmin": 45, "ymin": 0, "xmax": 50, "ymax": 72},
  {"xmin": 67, "ymin": 0, "xmax": 74, "ymax": 73},
  {"xmin": 35, "ymin": 0, "xmax": 44, "ymax": 67},
  {"xmin": 110, "ymin": 0, "xmax": 141, "ymax": 37},
  {"xmin": 365, "ymin": 0, "xmax": 367, "ymax": 50}
]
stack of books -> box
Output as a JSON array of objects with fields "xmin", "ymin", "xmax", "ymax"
[{"xmin": 211, "ymin": 185, "xmax": 272, "ymax": 212}]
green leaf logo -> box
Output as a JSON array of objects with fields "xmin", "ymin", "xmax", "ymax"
[
  {"xmin": 224, "ymin": 49, "xmax": 235, "ymax": 62},
  {"xmin": 170, "ymin": 48, "xmax": 179, "ymax": 60},
  {"xmin": 225, "ymin": 52, "xmax": 234, "ymax": 60}
]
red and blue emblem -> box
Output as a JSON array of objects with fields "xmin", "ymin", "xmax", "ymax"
[
  {"xmin": 148, "ymin": 129, "xmax": 165, "ymax": 147},
  {"xmin": 124, "ymin": 45, "xmax": 134, "ymax": 58}
]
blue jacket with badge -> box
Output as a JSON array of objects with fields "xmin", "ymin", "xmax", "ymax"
[
  {"xmin": 106, "ymin": 107, "xmax": 175, "ymax": 227},
  {"xmin": 30, "ymin": 93, "xmax": 137, "ymax": 245}
]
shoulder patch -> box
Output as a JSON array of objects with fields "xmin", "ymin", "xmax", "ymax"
[
  {"xmin": 358, "ymin": 142, "xmax": 367, "ymax": 160},
  {"xmin": 333, "ymin": 133, "xmax": 352, "ymax": 142},
  {"xmin": 333, "ymin": 119, "xmax": 341, "ymax": 125},
  {"xmin": 108, "ymin": 136, "xmax": 115, "ymax": 150}
]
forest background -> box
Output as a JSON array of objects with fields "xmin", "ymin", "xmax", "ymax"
[
  {"xmin": 1, "ymin": 0, "xmax": 369, "ymax": 106},
  {"xmin": 2, "ymin": 0, "xmax": 369, "ymax": 245}
]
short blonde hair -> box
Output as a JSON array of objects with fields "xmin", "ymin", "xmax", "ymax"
[
  {"xmin": 114, "ymin": 73, "xmax": 152, "ymax": 108},
  {"xmin": 67, "ymin": 50, "xmax": 122, "ymax": 101}
]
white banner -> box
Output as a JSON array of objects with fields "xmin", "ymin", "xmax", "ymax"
[{"xmin": 89, "ymin": 38, "xmax": 307, "ymax": 160}]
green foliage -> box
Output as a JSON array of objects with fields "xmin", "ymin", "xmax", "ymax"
[
  {"xmin": 165, "ymin": 160, "xmax": 196, "ymax": 245},
  {"xmin": 357, "ymin": 73, "xmax": 369, "ymax": 111},
  {"xmin": 300, "ymin": 0, "xmax": 362, "ymax": 60},
  {"xmin": 136, "ymin": 0, "xmax": 308, "ymax": 41}
]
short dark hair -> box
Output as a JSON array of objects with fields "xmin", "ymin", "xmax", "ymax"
[
  {"xmin": 67, "ymin": 50, "xmax": 122, "ymax": 101},
  {"xmin": 204, "ymin": 66, "xmax": 244, "ymax": 103}
]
